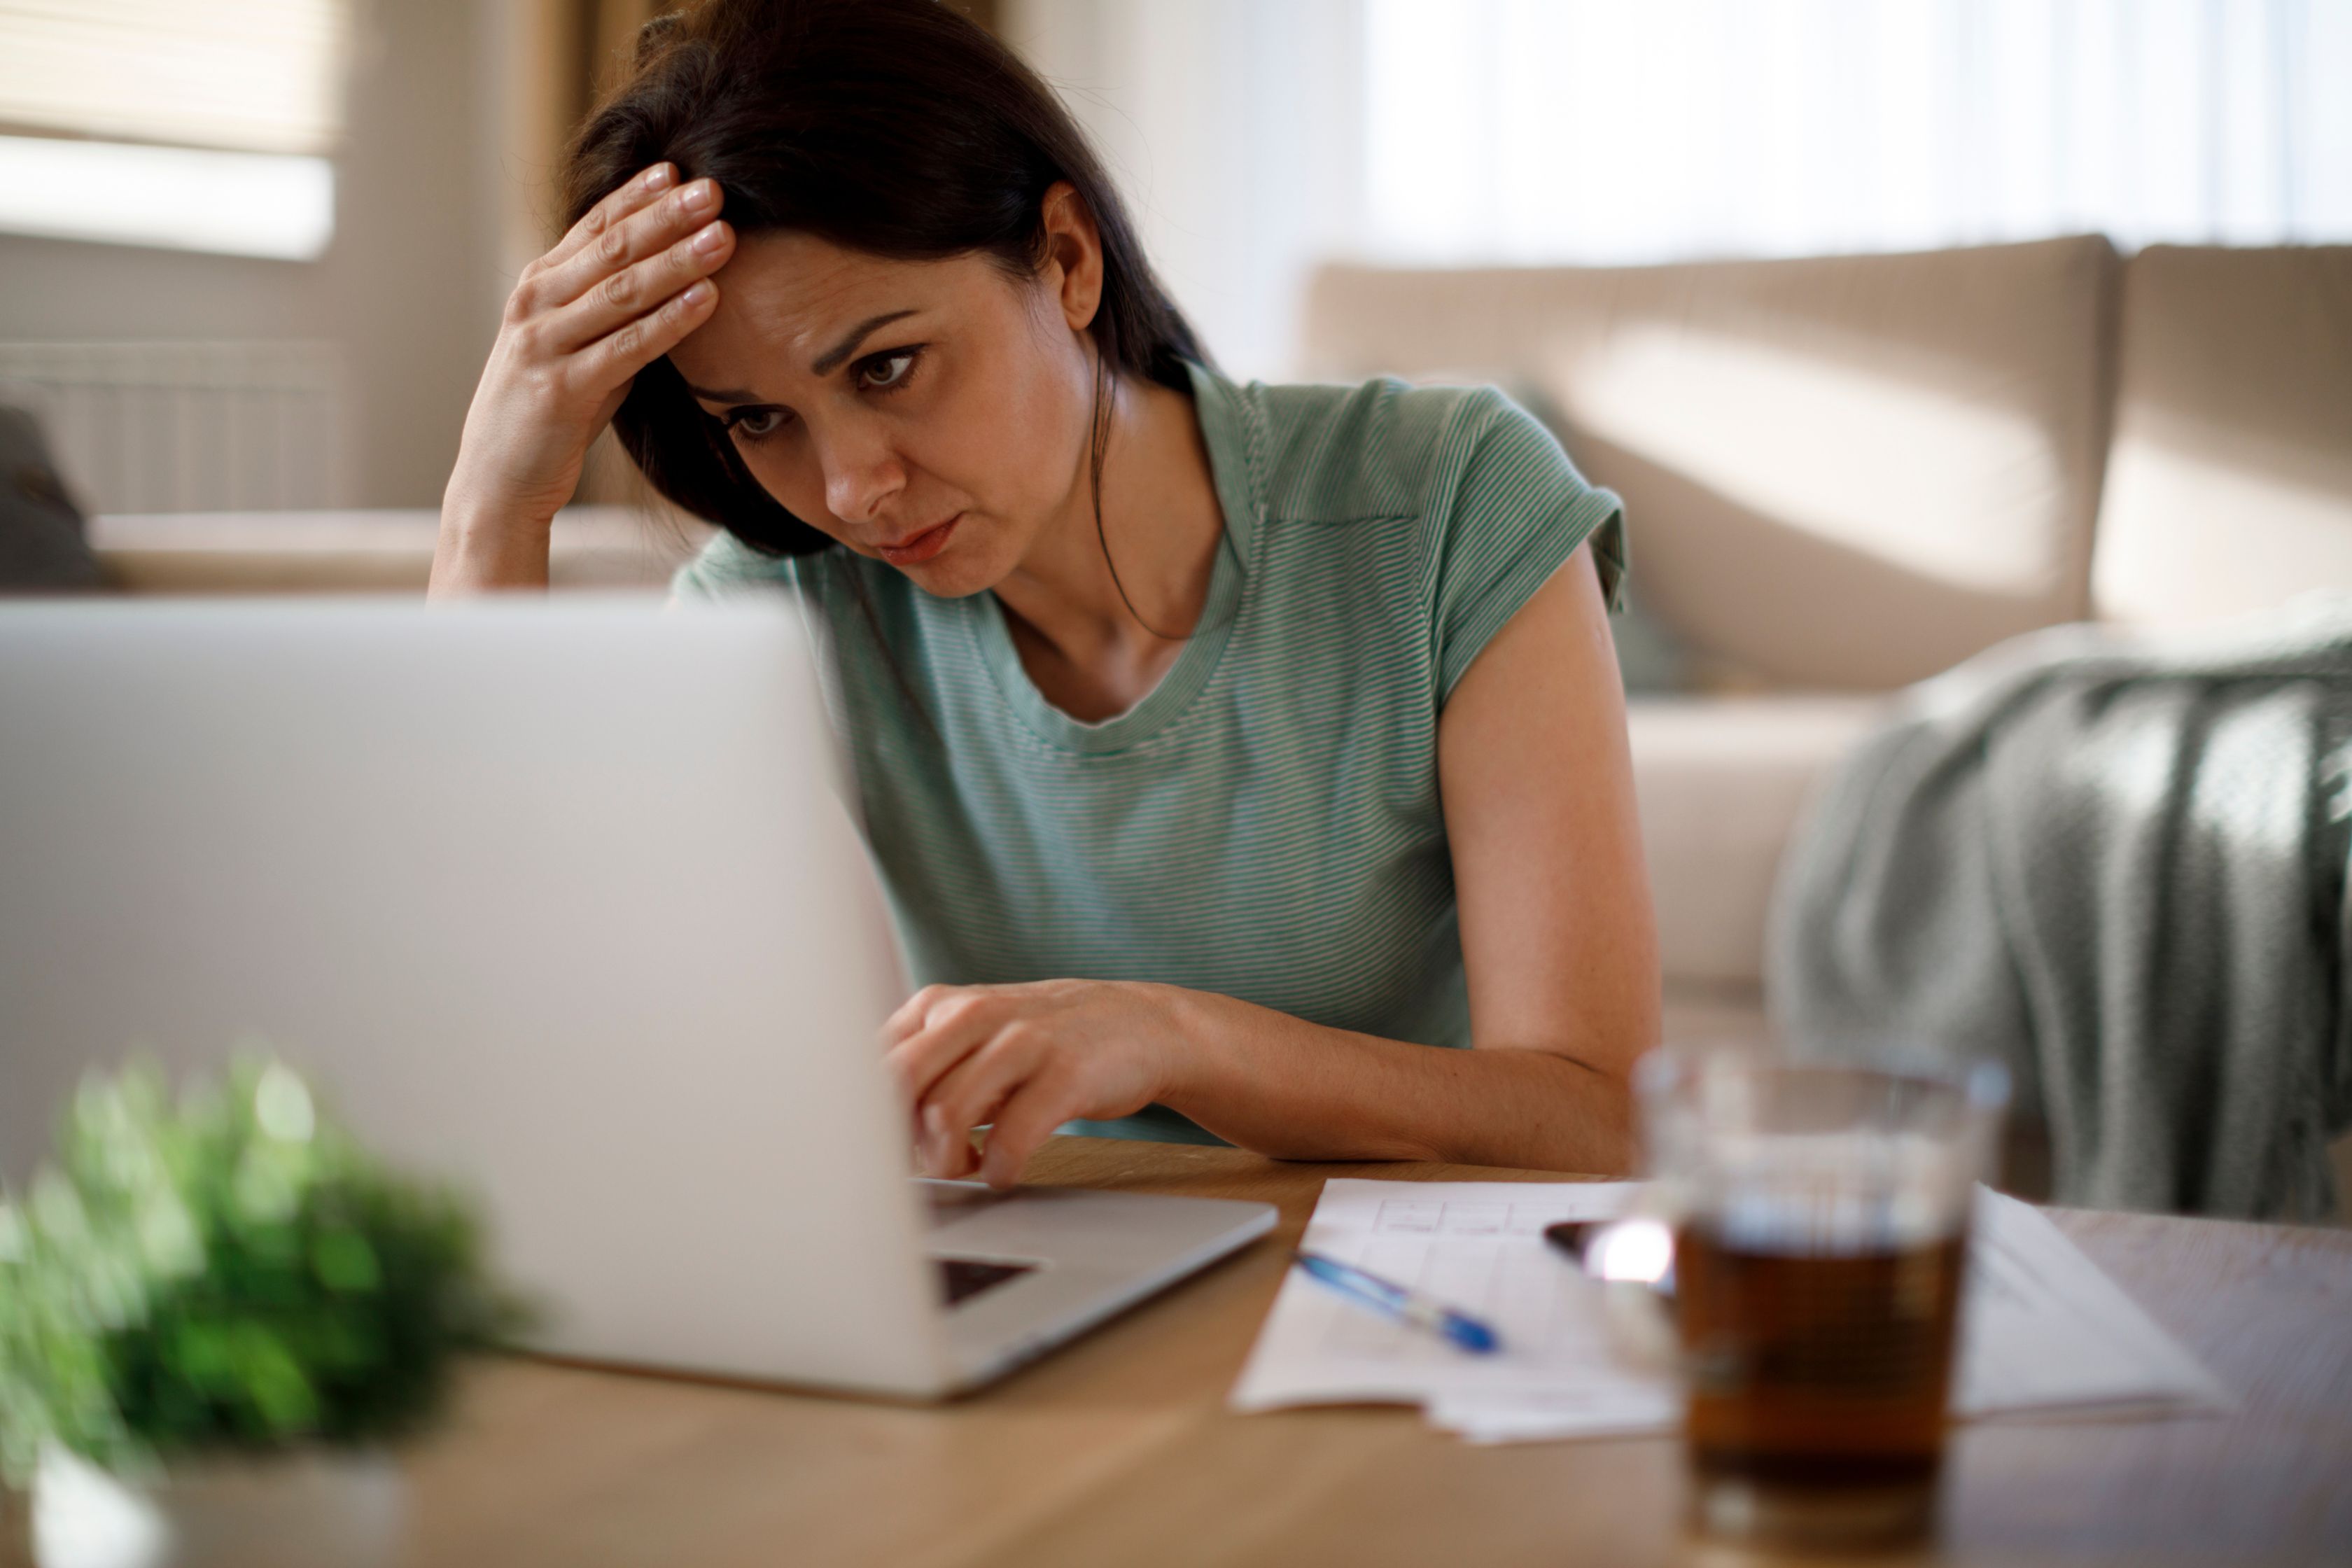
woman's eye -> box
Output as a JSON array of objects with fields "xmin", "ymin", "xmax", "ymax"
[
  {"xmin": 858, "ymin": 349, "xmax": 920, "ymax": 392},
  {"xmin": 728, "ymin": 407, "xmax": 789, "ymax": 440}
]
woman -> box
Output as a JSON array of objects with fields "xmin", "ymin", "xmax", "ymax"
[{"xmin": 430, "ymin": 0, "xmax": 1658, "ymax": 1186}]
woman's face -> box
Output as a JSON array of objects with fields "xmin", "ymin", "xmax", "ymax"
[{"xmin": 664, "ymin": 190, "xmax": 1103, "ymax": 598}]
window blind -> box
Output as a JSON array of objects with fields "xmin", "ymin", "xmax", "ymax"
[{"xmin": 0, "ymin": 0, "xmax": 354, "ymax": 156}]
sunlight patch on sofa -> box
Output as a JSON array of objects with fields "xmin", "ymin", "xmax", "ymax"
[
  {"xmin": 2094, "ymin": 437, "xmax": 2352, "ymax": 628},
  {"xmin": 1554, "ymin": 326, "xmax": 2063, "ymax": 594}
]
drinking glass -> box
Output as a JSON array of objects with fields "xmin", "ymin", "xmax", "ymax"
[{"xmin": 1633, "ymin": 1050, "xmax": 2009, "ymax": 1547}]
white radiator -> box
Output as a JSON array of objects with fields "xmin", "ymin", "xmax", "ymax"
[{"xmin": 0, "ymin": 340, "xmax": 349, "ymax": 514}]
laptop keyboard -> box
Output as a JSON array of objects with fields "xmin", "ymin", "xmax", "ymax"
[{"xmin": 934, "ymin": 1256, "xmax": 1034, "ymax": 1307}]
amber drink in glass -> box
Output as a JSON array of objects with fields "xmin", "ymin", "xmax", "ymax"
[{"xmin": 1634, "ymin": 1054, "xmax": 2007, "ymax": 1547}]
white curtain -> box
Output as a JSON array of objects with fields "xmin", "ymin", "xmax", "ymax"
[{"xmin": 1366, "ymin": 0, "xmax": 2352, "ymax": 265}]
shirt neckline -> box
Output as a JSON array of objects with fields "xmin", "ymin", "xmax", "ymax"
[{"xmin": 967, "ymin": 358, "xmax": 1260, "ymax": 756}]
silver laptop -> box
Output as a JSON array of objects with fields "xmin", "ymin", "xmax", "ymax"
[{"xmin": 0, "ymin": 596, "xmax": 1273, "ymax": 1399}]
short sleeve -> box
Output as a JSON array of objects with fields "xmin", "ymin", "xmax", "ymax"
[
  {"xmin": 1429, "ymin": 392, "xmax": 1626, "ymax": 703},
  {"xmin": 668, "ymin": 529, "xmax": 802, "ymax": 602}
]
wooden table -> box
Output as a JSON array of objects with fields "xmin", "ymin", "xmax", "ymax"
[{"xmin": 395, "ymin": 1138, "xmax": 2352, "ymax": 1567}]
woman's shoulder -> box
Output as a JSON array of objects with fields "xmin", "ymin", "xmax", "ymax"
[
  {"xmin": 1224, "ymin": 371, "xmax": 1627, "ymax": 654},
  {"xmin": 1238, "ymin": 374, "xmax": 1562, "ymax": 528}
]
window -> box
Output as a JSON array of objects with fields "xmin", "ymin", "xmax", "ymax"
[
  {"xmin": 1364, "ymin": 0, "xmax": 2352, "ymax": 265},
  {"xmin": 0, "ymin": 0, "xmax": 354, "ymax": 258}
]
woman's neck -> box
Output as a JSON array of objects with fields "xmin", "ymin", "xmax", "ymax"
[{"xmin": 989, "ymin": 370, "xmax": 1226, "ymax": 719}]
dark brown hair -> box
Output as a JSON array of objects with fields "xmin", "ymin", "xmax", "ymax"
[{"xmin": 560, "ymin": 0, "xmax": 1209, "ymax": 560}]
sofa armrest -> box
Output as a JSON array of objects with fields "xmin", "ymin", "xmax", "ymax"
[{"xmin": 1630, "ymin": 694, "xmax": 1886, "ymax": 992}]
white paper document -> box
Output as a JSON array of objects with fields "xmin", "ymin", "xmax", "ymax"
[{"xmin": 1229, "ymin": 1180, "xmax": 2230, "ymax": 1446}]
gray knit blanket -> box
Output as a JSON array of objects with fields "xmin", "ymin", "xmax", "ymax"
[{"xmin": 1768, "ymin": 598, "xmax": 2352, "ymax": 1221}]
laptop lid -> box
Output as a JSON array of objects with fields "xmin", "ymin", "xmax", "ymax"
[{"xmin": 0, "ymin": 596, "xmax": 956, "ymax": 1396}]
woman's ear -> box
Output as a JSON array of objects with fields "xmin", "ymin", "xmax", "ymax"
[{"xmin": 1037, "ymin": 181, "xmax": 1105, "ymax": 335}]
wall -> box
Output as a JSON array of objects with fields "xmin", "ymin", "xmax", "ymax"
[
  {"xmin": 0, "ymin": 0, "xmax": 518, "ymax": 510},
  {"xmin": 1001, "ymin": 0, "xmax": 1366, "ymax": 382}
]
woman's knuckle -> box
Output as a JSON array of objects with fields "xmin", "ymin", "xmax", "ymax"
[{"xmin": 938, "ymin": 993, "xmax": 988, "ymax": 1026}]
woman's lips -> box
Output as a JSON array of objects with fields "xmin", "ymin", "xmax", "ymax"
[{"xmin": 876, "ymin": 514, "xmax": 961, "ymax": 566}]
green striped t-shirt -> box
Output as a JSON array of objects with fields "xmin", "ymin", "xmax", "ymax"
[{"xmin": 673, "ymin": 358, "xmax": 1624, "ymax": 1143}]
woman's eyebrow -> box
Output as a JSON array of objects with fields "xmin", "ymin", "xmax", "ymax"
[
  {"xmin": 681, "ymin": 308, "xmax": 922, "ymax": 405},
  {"xmin": 810, "ymin": 309, "xmax": 919, "ymax": 375}
]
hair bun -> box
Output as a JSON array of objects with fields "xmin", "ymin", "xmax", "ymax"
[{"xmin": 634, "ymin": 10, "xmax": 684, "ymax": 66}]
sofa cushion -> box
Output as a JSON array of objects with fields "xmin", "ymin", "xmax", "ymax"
[
  {"xmin": 1628, "ymin": 694, "xmax": 1886, "ymax": 988},
  {"xmin": 1303, "ymin": 238, "xmax": 2120, "ymax": 690},
  {"xmin": 2094, "ymin": 244, "xmax": 2352, "ymax": 626}
]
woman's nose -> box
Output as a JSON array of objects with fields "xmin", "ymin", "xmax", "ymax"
[{"xmin": 817, "ymin": 419, "xmax": 906, "ymax": 526}]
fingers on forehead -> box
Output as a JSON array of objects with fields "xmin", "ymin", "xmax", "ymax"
[
  {"xmin": 613, "ymin": 161, "xmax": 676, "ymax": 215},
  {"xmin": 565, "ymin": 162, "xmax": 676, "ymax": 250}
]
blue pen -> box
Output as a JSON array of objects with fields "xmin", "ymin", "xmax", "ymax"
[{"xmin": 1294, "ymin": 1250, "xmax": 1502, "ymax": 1354}]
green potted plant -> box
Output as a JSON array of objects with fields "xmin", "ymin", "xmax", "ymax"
[{"xmin": 0, "ymin": 1056, "xmax": 520, "ymax": 1568}]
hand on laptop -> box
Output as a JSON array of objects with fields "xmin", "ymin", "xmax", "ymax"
[
  {"xmin": 435, "ymin": 162, "xmax": 735, "ymax": 592},
  {"xmin": 884, "ymin": 979, "xmax": 1189, "ymax": 1188}
]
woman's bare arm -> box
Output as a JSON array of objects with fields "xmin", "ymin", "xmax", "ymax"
[
  {"xmin": 1161, "ymin": 540, "xmax": 1658, "ymax": 1168},
  {"xmin": 430, "ymin": 162, "xmax": 734, "ymax": 596}
]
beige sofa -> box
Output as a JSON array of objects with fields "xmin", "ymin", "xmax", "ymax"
[{"xmin": 1303, "ymin": 239, "xmax": 2352, "ymax": 1057}]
